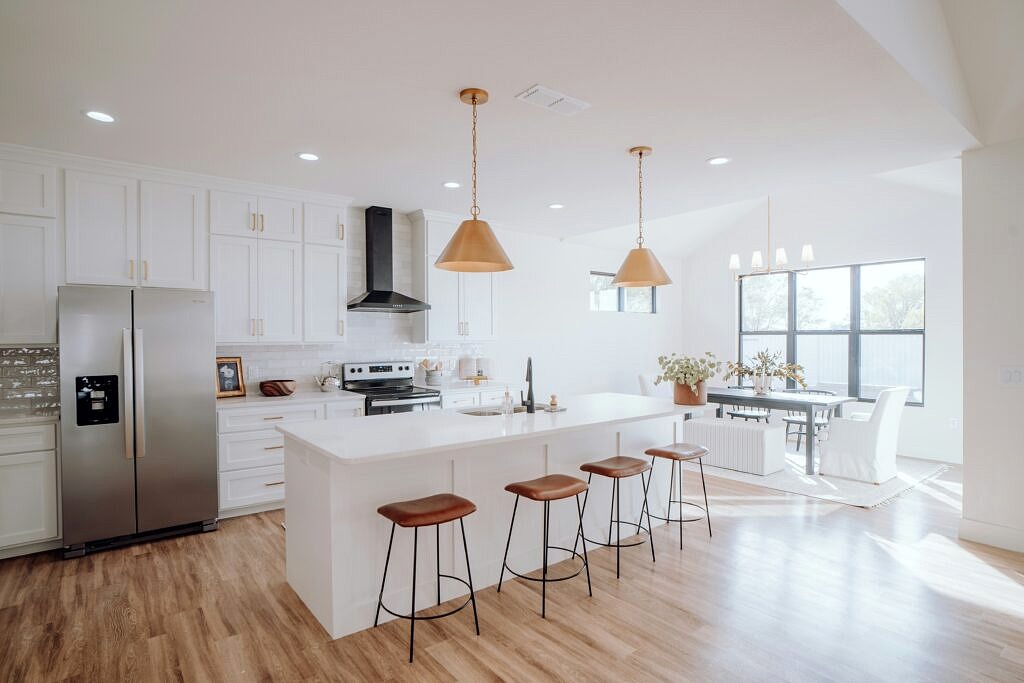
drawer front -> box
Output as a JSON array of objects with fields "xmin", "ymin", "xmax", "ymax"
[
  {"xmin": 479, "ymin": 389, "xmax": 507, "ymax": 406},
  {"xmin": 0, "ymin": 449, "xmax": 59, "ymax": 549},
  {"xmin": 218, "ymin": 430, "xmax": 284, "ymax": 472},
  {"xmin": 325, "ymin": 401, "xmax": 364, "ymax": 419},
  {"xmin": 217, "ymin": 404, "xmax": 324, "ymax": 433},
  {"xmin": 219, "ymin": 465, "xmax": 285, "ymax": 510},
  {"xmin": 442, "ymin": 393, "xmax": 479, "ymax": 409},
  {"xmin": 0, "ymin": 424, "xmax": 56, "ymax": 456}
]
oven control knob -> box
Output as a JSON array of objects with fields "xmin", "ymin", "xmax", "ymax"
[{"xmin": 357, "ymin": 368, "xmax": 363, "ymax": 373}]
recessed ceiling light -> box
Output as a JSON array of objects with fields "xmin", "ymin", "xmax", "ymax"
[
  {"xmin": 706, "ymin": 156, "xmax": 731, "ymax": 166},
  {"xmin": 443, "ymin": 181, "xmax": 461, "ymax": 188},
  {"xmin": 83, "ymin": 110, "xmax": 115, "ymax": 123},
  {"xmin": 297, "ymin": 152, "xmax": 319, "ymax": 161},
  {"xmin": 548, "ymin": 203, "xmax": 565, "ymax": 209}
]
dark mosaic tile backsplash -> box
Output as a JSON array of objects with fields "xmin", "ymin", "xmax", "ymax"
[{"xmin": 0, "ymin": 347, "xmax": 60, "ymax": 418}]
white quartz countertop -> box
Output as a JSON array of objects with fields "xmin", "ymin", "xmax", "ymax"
[
  {"xmin": 278, "ymin": 392, "xmax": 692, "ymax": 465},
  {"xmin": 216, "ymin": 389, "xmax": 364, "ymax": 409}
]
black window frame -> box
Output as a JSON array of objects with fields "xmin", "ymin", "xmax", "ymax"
[
  {"xmin": 737, "ymin": 257, "xmax": 925, "ymax": 406},
  {"xmin": 589, "ymin": 270, "xmax": 658, "ymax": 314}
]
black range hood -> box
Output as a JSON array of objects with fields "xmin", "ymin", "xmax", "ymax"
[{"xmin": 347, "ymin": 206, "xmax": 430, "ymax": 313}]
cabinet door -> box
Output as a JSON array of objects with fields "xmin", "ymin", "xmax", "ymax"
[
  {"xmin": 463, "ymin": 272, "xmax": 495, "ymax": 340},
  {"xmin": 0, "ymin": 450, "xmax": 58, "ymax": 549},
  {"xmin": 304, "ymin": 203, "xmax": 346, "ymax": 246},
  {"xmin": 0, "ymin": 159, "xmax": 56, "ymax": 217},
  {"xmin": 210, "ymin": 189, "xmax": 258, "ymax": 237},
  {"xmin": 211, "ymin": 236, "xmax": 259, "ymax": 343},
  {"xmin": 258, "ymin": 240, "xmax": 302, "ymax": 342},
  {"xmin": 258, "ymin": 196, "xmax": 302, "ymax": 242},
  {"xmin": 65, "ymin": 170, "xmax": 138, "ymax": 285},
  {"xmin": 140, "ymin": 181, "xmax": 207, "ymax": 289},
  {"xmin": 219, "ymin": 464, "xmax": 285, "ymax": 510},
  {"xmin": 0, "ymin": 216, "xmax": 56, "ymax": 344},
  {"xmin": 303, "ymin": 244, "xmax": 347, "ymax": 342},
  {"xmin": 424, "ymin": 254, "xmax": 463, "ymax": 341}
]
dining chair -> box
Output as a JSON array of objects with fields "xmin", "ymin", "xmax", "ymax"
[
  {"xmin": 725, "ymin": 385, "xmax": 770, "ymax": 422},
  {"xmin": 782, "ymin": 389, "xmax": 836, "ymax": 452},
  {"xmin": 818, "ymin": 387, "xmax": 911, "ymax": 484}
]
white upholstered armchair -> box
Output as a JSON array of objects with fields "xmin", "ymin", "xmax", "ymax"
[{"xmin": 818, "ymin": 387, "xmax": 911, "ymax": 484}]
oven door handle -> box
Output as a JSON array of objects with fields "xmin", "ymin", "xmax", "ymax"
[{"xmin": 371, "ymin": 396, "xmax": 441, "ymax": 407}]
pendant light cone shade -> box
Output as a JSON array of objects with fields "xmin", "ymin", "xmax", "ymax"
[
  {"xmin": 435, "ymin": 218, "xmax": 513, "ymax": 272},
  {"xmin": 435, "ymin": 88, "xmax": 514, "ymax": 273},
  {"xmin": 613, "ymin": 146, "xmax": 672, "ymax": 287}
]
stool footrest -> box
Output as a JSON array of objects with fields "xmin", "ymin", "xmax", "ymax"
[
  {"xmin": 501, "ymin": 546, "xmax": 588, "ymax": 584},
  {"xmin": 649, "ymin": 500, "xmax": 708, "ymax": 524},
  {"xmin": 377, "ymin": 574, "xmax": 475, "ymax": 622},
  {"xmin": 581, "ymin": 519, "xmax": 652, "ymax": 549}
]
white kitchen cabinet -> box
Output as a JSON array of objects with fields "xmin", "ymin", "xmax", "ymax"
[
  {"xmin": 140, "ymin": 180, "xmax": 207, "ymax": 289},
  {"xmin": 216, "ymin": 401, "xmax": 325, "ymax": 433},
  {"xmin": 410, "ymin": 210, "xmax": 497, "ymax": 343},
  {"xmin": 219, "ymin": 464, "xmax": 286, "ymax": 510},
  {"xmin": 304, "ymin": 202, "xmax": 347, "ymax": 246},
  {"xmin": 441, "ymin": 392, "xmax": 479, "ymax": 410},
  {"xmin": 258, "ymin": 240, "xmax": 302, "ymax": 342},
  {"xmin": 64, "ymin": 170, "xmax": 139, "ymax": 286},
  {"xmin": 325, "ymin": 401, "xmax": 365, "ymax": 419},
  {"xmin": 210, "ymin": 190, "xmax": 301, "ymax": 242},
  {"xmin": 218, "ymin": 429, "xmax": 284, "ymax": 471},
  {"xmin": 0, "ymin": 159, "xmax": 56, "ymax": 217},
  {"xmin": 304, "ymin": 244, "xmax": 347, "ymax": 343},
  {"xmin": 0, "ymin": 425, "xmax": 58, "ymax": 550},
  {"xmin": 0, "ymin": 215, "xmax": 56, "ymax": 344},
  {"xmin": 211, "ymin": 236, "xmax": 259, "ymax": 342}
]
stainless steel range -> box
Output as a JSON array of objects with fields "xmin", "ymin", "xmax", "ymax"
[{"xmin": 342, "ymin": 362, "xmax": 441, "ymax": 415}]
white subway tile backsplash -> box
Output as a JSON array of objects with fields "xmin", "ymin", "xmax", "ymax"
[{"xmin": 0, "ymin": 346, "xmax": 60, "ymax": 418}]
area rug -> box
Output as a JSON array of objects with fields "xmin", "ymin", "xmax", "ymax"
[{"xmin": 682, "ymin": 451, "xmax": 949, "ymax": 508}]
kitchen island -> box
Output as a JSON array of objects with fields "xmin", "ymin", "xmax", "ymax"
[{"xmin": 279, "ymin": 392, "xmax": 694, "ymax": 639}]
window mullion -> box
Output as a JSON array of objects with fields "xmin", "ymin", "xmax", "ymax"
[
  {"xmin": 849, "ymin": 265, "xmax": 861, "ymax": 399},
  {"xmin": 787, "ymin": 271, "xmax": 796, "ymax": 389}
]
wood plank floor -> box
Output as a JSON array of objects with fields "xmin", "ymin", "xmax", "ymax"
[{"xmin": 2, "ymin": 467, "xmax": 1023, "ymax": 682}]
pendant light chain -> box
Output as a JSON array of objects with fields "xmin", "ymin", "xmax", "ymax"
[
  {"xmin": 470, "ymin": 95, "xmax": 479, "ymax": 218},
  {"xmin": 636, "ymin": 150, "xmax": 645, "ymax": 248}
]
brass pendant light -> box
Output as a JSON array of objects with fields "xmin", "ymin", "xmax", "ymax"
[
  {"xmin": 612, "ymin": 146, "xmax": 672, "ymax": 287},
  {"xmin": 435, "ymin": 88, "xmax": 514, "ymax": 273}
]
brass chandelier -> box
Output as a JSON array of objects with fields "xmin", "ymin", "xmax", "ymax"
[
  {"xmin": 612, "ymin": 146, "xmax": 671, "ymax": 287},
  {"xmin": 435, "ymin": 88, "xmax": 514, "ymax": 273}
]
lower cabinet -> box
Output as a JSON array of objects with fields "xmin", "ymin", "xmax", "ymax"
[
  {"xmin": 0, "ymin": 424, "xmax": 59, "ymax": 550},
  {"xmin": 219, "ymin": 465, "xmax": 286, "ymax": 510}
]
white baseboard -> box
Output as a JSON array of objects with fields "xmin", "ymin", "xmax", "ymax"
[
  {"xmin": 219, "ymin": 500, "xmax": 284, "ymax": 519},
  {"xmin": 0, "ymin": 538, "xmax": 62, "ymax": 561},
  {"xmin": 958, "ymin": 517, "xmax": 1024, "ymax": 553}
]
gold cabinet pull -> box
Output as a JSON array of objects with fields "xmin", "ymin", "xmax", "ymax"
[
  {"xmin": 338, "ymin": 223, "xmax": 345, "ymax": 240},
  {"xmin": 264, "ymin": 481, "xmax": 285, "ymax": 487},
  {"xmin": 258, "ymin": 318, "xmax": 265, "ymax": 335},
  {"xmin": 250, "ymin": 318, "xmax": 256, "ymax": 336},
  {"xmin": 262, "ymin": 416, "xmax": 284, "ymax": 421},
  {"xmin": 264, "ymin": 444, "xmax": 284, "ymax": 451},
  {"xmin": 129, "ymin": 259, "xmax": 135, "ymax": 279},
  {"xmin": 338, "ymin": 320, "xmax": 344, "ymax": 336},
  {"xmin": 143, "ymin": 260, "xmax": 150, "ymax": 280},
  {"xmin": 259, "ymin": 213, "xmax": 265, "ymax": 233},
  {"xmin": 250, "ymin": 212, "xmax": 256, "ymax": 231}
]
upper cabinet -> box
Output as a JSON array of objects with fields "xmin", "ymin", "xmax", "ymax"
[
  {"xmin": 140, "ymin": 181, "xmax": 207, "ymax": 289},
  {"xmin": 304, "ymin": 202, "xmax": 346, "ymax": 246},
  {"xmin": 0, "ymin": 159, "xmax": 56, "ymax": 217},
  {"xmin": 210, "ymin": 190, "xmax": 301, "ymax": 242},
  {"xmin": 410, "ymin": 210, "xmax": 497, "ymax": 343},
  {"xmin": 65, "ymin": 170, "xmax": 139, "ymax": 286},
  {"xmin": 303, "ymin": 243, "xmax": 347, "ymax": 342},
  {"xmin": 0, "ymin": 215, "xmax": 56, "ymax": 344}
]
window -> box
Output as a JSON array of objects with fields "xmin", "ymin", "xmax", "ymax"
[
  {"xmin": 589, "ymin": 271, "xmax": 656, "ymax": 313},
  {"xmin": 738, "ymin": 259, "xmax": 924, "ymax": 404}
]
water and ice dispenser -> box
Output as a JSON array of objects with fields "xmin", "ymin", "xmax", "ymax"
[{"xmin": 75, "ymin": 375, "xmax": 119, "ymax": 426}]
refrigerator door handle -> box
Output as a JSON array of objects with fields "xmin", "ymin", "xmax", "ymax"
[
  {"xmin": 133, "ymin": 328, "xmax": 146, "ymax": 458},
  {"xmin": 122, "ymin": 328, "xmax": 136, "ymax": 460}
]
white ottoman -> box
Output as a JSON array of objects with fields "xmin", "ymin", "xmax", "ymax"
[{"xmin": 682, "ymin": 417, "xmax": 786, "ymax": 476}]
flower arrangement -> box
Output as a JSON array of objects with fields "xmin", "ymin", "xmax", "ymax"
[
  {"xmin": 655, "ymin": 352, "xmax": 722, "ymax": 393},
  {"xmin": 724, "ymin": 349, "xmax": 807, "ymax": 392}
]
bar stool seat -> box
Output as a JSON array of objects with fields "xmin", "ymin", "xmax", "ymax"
[
  {"xmin": 645, "ymin": 443, "xmax": 709, "ymax": 461},
  {"xmin": 645, "ymin": 442, "xmax": 712, "ymax": 547},
  {"xmin": 579, "ymin": 455, "xmax": 651, "ymax": 478},
  {"xmin": 505, "ymin": 474, "xmax": 588, "ymax": 501},
  {"xmin": 377, "ymin": 493, "xmax": 476, "ymax": 527}
]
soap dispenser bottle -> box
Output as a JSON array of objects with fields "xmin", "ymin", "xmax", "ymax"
[{"xmin": 501, "ymin": 387, "xmax": 515, "ymax": 417}]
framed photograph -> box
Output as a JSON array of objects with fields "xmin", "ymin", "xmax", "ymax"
[{"xmin": 215, "ymin": 357, "xmax": 246, "ymax": 398}]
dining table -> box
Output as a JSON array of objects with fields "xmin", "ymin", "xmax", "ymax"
[{"xmin": 705, "ymin": 387, "xmax": 858, "ymax": 474}]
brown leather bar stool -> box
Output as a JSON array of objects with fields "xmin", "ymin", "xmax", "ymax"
[
  {"xmin": 498, "ymin": 474, "xmax": 591, "ymax": 618},
  {"xmin": 645, "ymin": 442, "xmax": 712, "ymax": 548},
  {"xmin": 374, "ymin": 493, "xmax": 480, "ymax": 663},
  {"xmin": 575, "ymin": 456, "xmax": 656, "ymax": 579}
]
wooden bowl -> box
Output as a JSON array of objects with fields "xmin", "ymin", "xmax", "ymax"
[{"xmin": 259, "ymin": 379, "xmax": 297, "ymax": 397}]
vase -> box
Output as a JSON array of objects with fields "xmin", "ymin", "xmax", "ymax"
[
  {"xmin": 673, "ymin": 380, "xmax": 707, "ymax": 405},
  {"xmin": 753, "ymin": 373, "xmax": 772, "ymax": 395}
]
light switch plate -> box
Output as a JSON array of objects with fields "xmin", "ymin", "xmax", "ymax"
[{"xmin": 999, "ymin": 366, "xmax": 1024, "ymax": 385}]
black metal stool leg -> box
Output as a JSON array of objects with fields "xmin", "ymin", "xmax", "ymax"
[
  {"xmin": 374, "ymin": 522, "xmax": 396, "ymax": 627},
  {"xmin": 409, "ymin": 527, "xmax": 418, "ymax": 663},
  {"xmin": 640, "ymin": 469, "xmax": 656, "ymax": 563},
  {"xmin": 497, "ymin": 495, "xmax": 519, "ymax": 593},
  {"xmin": 615, "ymin": 477, "xmax": 621, "ymax": 579},
  {"xmin": 607, "ymin": 476, "xmax": 616, "ymax": 547},
  {"xmin": 677, "ymin": 460, "xmax": 685, "ymax": 549},
  {"xmin": 571, "ymin": 473, "xmax": 593, "ymax": 557},
  {"xmin": 575, "ymin": 492, "xmax": 592, "ymax": 596},
  {"xmin": 541, "ymin": 500, "xmax": 550, "ymax": 618},
  {"xmin": 459, "ymin": 517, "xmax": 480, "ymax": 636},
  {"xmin": 436, "ymin": 524, "xmax": 441, "ymax": 606},
  {"xmin": 700, "ymin": 460, "xmax": 712, "ymax": 538}
]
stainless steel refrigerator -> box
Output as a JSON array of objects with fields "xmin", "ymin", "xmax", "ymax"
[{"xmin": 59, "ymin": 286, "xmax": 218, "ymax": 556}]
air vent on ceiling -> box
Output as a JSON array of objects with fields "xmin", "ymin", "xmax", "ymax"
[{"xmin": 514, "ymin": 84, "xmax": 591, "ymax": 117}]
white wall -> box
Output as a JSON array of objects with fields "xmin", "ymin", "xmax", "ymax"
[
  {"xmin": 959, "ymin": 137, "xmax": 1024, "ymax": 552},
  {"xmin": 674, "ymin": 161, "xmax": 964, "ymax": 463}
]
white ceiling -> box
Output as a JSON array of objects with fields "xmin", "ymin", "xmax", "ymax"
[{"xmin": 0, "ymin": 0, "xmax": 980, "ymax": 236}]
